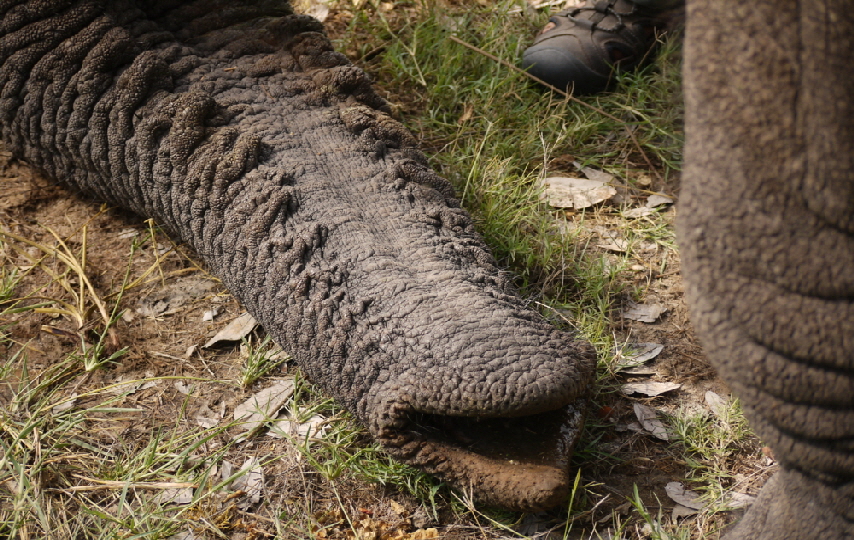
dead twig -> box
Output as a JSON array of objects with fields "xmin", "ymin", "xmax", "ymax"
[{"xmin": 58, "ymin": 475, "xmax": 198, "ymax": 492}]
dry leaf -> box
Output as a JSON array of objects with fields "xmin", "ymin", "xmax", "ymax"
[
  {"xmin": 204, "ymin": 312, "xmax": 257, "ymax": 348},
  {"xmin": 672, "ymin": 504, "xmax": 699, "ymax": 519},
  {"xmin": 268, "ymin": 412, "xmax": 327, "ymax": 440},
  {"xmin": 622, "ymin": 207, "xmax": 656, "ymax": 219},
  {"xmin": 389, "ymin": 499, "xmax": 406, "ymax": 516},
  {"xmin": 632, "ymin": 403, "xmax": 669, "ymax": 440},
  {"xmin": 622, "ymin": 381, "xmax": 681, "ymax": 397},
  {"xmin": 457, "ymin": 103, "xmax": 473, "ymax": 124},
  {"xmin": 597, "ymin": 239, "xmax": 629, "ymax": 252},
  {"xmin": 622, "ymin": 302, "xmax": 666, "ymax": 323},
  {"xmin": 194, "ymin": 416, "xmax": 218, "ymax": 429},
  {"xmin": 292, "ymin": 0, "xmax": 331, "ymax": 21},
  {"xmin": 52, "ymin": 393, "xmax": 77, "ymax": 413},
  {"xmin": 233, "ymin": 378, "xmax": 296, "ymax": 432},
  {"xmin": 541, "ymin": 177, "xmax": 617, "ymax": 209},
  {"xmin": 622, "ymin": 366, "xmax": 658, "ymax": 375},
  {"xmin": 593, "ymin": 226, "xmax": 629, "ymax": 252},
  {"xmin": 220, "ymin": 460, "xmax": 234, "ymax": 483},
  {"xmin": 231, "ymin": 457, "xmax": 264, "ymax": 507},
  {"xmin": 578, "ymin": 165, "xmax": 615, "ymax": 184},
  {"xmin": 665, "ymin": 482, "xmax": 704, "ymax": 510},
  {"xmin": 616, "ymin": 343, "xmax": 663, "ymax": 374},
  {"xmin": 137, "ymin": 277, "xmax": 217, "ymax": 318},
  {"xmin": 168, "ymin": 532, "xmax": 203, "ymax": 540},
  {"xmin": 619, "ymin": 343, "xmax": 664, "ymax": 366},
  {"xmin": 705, "ymin": 390, "xmax": 728, "ymax": 418},
  {"xmin": 646, "ymin": 193, "xmax": 674, "ymax": 207},
  {"xmin": 153, "ymin": 487, "xmax": 194, "ymax": 506},
  {"xmin": 105, "ymin": 378, "xmax": 152, "ymax": 395}
]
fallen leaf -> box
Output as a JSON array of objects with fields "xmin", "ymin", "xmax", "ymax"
[
  {"xmin": 230, "ymin": 457, "xmax": 264, "ymax": 507},
  {"xmin": 389, "ymin": 499, "xmax": 406, "ymax": 516},
  {"xmin": 52, "ymin": 393, "xmax": 77, "ymax": 413},
  {"xmin": 635, "ymin": 173, "xmax": 652, "ymax": 187},
  {"xmin": 268, "ymin": 412, "xmax": 327, "ymax": 441},
  {"xmin": 578, "ymin": 165, "xmax": 615, "ymax": 184},
  {"xmin": 705, "ymin": 390, "xmax": 728, "ymax": 418},
  {"xmin": 204, "ymin": 312, "xmax": 257, "ymax": 348},
  {"xmin": 622, "ymin": 302, "xmax": 666, "ymax": 323},
  {"xmin": 541, "ymin": 177, "xmax": 617, "ymax": 209},
  {"xmin": 597, "ymin": 239, "xmax": 629, "ymax": 252},
  {"xmin": 292, "ymin": 0, "xmax": 331, "ymax": 21},
  {"xmin": 137, "ymin": 277, "xmax": 217, "ymax": 318},
  {"xmin": 622, "ymin": 381, "xmax": 681, "ymax": 397},
  {"xmin": 622, "ymin": 207, "xmax": 656, "ymax": 219},
  {"xmin": 592, "ymin": 226, "xmax": 629, "ymax": 252},
  {"xmin": 632, "ymin": 403, "xmax": 669, "ymax": 440},
  {"xmin": 646, "ymin": 193, "xmax": 674, "ymax": 208},
  {"xmin": 619, "ymin": 343, "xmax": 664, "ymax": 367},
  {"xmin": 105, "ymin": 378, "xmax": 156, "ymax": 395},
  {"xmin": 195, "ymin": 416, "xmax": 218, "ymax": 429},
  {"xmin": 153, "ymin": 487, "xmax": 194, "ymax": 506},
  {"xmin": 622, "ymin": 366, "xmax": 658, "ymax": 375},
  {"xmin": 457, "ymin": 103, "xmax": 473, "ymax": 124},
  {"xmin": 220, "ymin": 460, "xmax": 234, "ymax": 483},
  {"xmin": 665, "ymin": 482, "xmax": 704, "ymax": 510},
  {"xmin": 174, "ymin": 381, "xmax": 193, "ymax": 395},
  {"xmin": 672, "ymin": 504, "xmax": 698, "ymax": 519},
  {"xmin": 234, "ymin": 378, "xmax": 296, "ymax": 432},
  {"xmin": 168, "ymin": 532, "xmax": 203, "ymax": 540}
]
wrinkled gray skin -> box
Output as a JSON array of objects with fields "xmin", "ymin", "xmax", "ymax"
[
  {"xmin": 0, "ymin": 0, "xmax": 596, "ymax": 511},
  {"xmin": 679, "ymin": 1, "xmax": 854, "ymax": 538}
]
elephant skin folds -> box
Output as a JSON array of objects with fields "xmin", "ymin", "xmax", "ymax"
[
  {"xmin": 0, "ymin": 0, "xmax": 595, "ymax": 511},
  {"xmin": 680, "ymin": 0, "xmax": 854, "ymax": 537}
]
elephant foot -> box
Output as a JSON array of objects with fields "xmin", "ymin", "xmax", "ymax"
[{"xmin": 723, "ymin": 470, "xmax": 854, "ymax": 540}]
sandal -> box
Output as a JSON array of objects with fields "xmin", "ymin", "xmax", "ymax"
[{"xmin": 521, "ymin": 0, "xmax": 668, "ymax": 95}]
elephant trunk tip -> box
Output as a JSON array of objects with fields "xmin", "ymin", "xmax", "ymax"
[{"xmin": 377, "ymin": 397, "xmax": 588, "ymax": 512}]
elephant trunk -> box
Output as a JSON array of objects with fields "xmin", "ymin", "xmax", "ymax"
[
  {"xmin": 0, "ymin": 0, "xmax": 595, "ymax": 511},
  {"xmin": 679, "ymin": 1, "xmax": 854, "ymax": 537}
]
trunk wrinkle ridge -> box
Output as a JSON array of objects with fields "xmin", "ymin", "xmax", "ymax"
[{"xmin": 0, "ymin": 0, "xmax": 596, "ymax": 511}]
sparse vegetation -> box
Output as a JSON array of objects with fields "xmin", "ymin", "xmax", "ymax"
[
  {"xmin": 238, "ymin": 336, "xmax": 290, "ymax": 388},
  {"xmin": 0, "ymin": 0, "xmax": 770, "ymax": 538}
]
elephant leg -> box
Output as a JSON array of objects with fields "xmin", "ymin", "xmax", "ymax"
[{"xmin": 679, "ymin": 1, "xmax": 854, "ymax": 539}]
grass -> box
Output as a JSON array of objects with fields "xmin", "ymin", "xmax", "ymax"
[
  {"xmin": 238, "ymin": 335, "xmax": 290, "ymax": 388},
  {"xmin": 344, "ymin": 0, "xmax": 684, "ymax": 345},
  {"xmin": 0, "ymin": 0, "xmax": 767, "ymax": 538}
]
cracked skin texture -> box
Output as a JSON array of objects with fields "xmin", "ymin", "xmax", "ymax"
[
  {"xmin": 0, "ymin": 0, "xmax": 595, "ymax": 511},
  {"xmin": 679, "ymin": 0, "xmax": 854, "ymax": 538}
]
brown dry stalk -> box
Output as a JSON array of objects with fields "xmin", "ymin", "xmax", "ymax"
[
  {"xmin": 61, "ymin": 475, "xmax": 198, "ymax": 492},
  {"xmin": 447, "ymin": 35, "xmax": 663, "ymax": 181}
]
